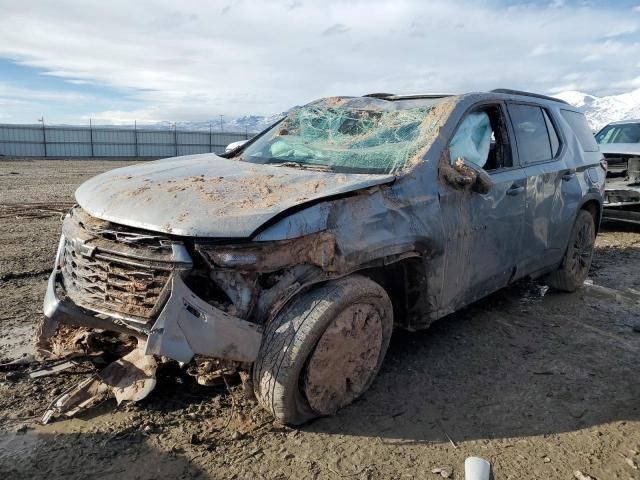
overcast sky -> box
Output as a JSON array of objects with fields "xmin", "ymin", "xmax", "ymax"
[{"xmin": 1, "ymin": 0, "xmax": 639, "ymax": 124}]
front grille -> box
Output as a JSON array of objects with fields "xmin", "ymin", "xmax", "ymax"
[{"xmin": 59, "ymin": 207, "xmax": 191, "ymax": 322}]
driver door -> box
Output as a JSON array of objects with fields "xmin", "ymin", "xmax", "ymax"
[{"xmin": 438, "ymin": 102, "xmax": 527, "ymax": 312}]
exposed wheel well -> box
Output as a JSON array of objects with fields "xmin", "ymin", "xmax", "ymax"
[
  {"xmin": 581, "ymin": 199, "xmax": 601, "ymax": 234},
  {"xmin": 358, "ymin": 257, "xmax": 429, "ymax": 330}
]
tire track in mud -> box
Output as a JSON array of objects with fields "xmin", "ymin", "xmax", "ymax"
[{"xmin": 1, "ymin": 268, "xmax": 50, "ymax": 282}]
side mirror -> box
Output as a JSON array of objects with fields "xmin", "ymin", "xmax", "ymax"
[
  {"xmin": 225, "ymin": 140, "xmax": 248, "ymax": 153},
  {"xmin": 440, "ymin": 155, "xmax": 492, "ymax": 194},
  {"xmin": 462, "ymin": 158, "xmax": 493, "ymax": 194}
]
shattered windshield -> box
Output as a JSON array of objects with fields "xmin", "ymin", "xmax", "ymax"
[{"xmin": 237, "ymin": 97, "xmax": 446, "ymax": 174}]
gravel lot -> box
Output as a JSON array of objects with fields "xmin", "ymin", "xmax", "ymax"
[{"xmin": 0, "ymin": 159, "xmax": 639, "ymax": 480}]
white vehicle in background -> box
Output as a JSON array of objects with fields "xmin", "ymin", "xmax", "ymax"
[{"xmin": 595, "ymin": 120, "xmax": 640, "ymax": 224}]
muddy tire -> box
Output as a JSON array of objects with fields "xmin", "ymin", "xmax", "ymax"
[
  {"xmin": 253, "ymin": 275, "xmax": 393, "ymax": 425},
  {"xmin": 544, "ymin": 209, "xmax": 596, "ymax": 292}
]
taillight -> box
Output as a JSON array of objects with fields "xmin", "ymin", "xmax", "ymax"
[{"xmin": 600, "ymin": 158, "xmax": 608, "ymax": 171}]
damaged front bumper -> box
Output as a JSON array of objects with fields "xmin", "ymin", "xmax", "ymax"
[
  {"xmin": 603, "ymin": 155, "xmax": 640, "ymax": 225},
  {"xmin": 41, "ymin": 229, "xmax": 263, "ymax": 366},
  {"xmin": 603, "ymin": 183, "xmax": 640, "ymax": 225},
  {"xmin": 40, "ymin": 223, "xmax": 263, "ymax": 423},
  {"xmin": 145, "ymin": 274, "xmax": 262, "ymax": 363}
]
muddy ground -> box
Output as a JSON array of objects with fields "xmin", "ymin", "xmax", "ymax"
[{"xmin": 0, "ymin": 159, "xmax": 639, "ymax": 480}]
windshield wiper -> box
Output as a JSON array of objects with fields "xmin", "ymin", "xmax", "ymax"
[{"xmin": 271, "ymin": 161, "xmax": 335, "ymax": 172}]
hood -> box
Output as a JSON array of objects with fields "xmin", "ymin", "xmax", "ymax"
[
  {"xmin": 599, "ymin": 143, "xmax": 640, "ymax": 156},
  {"xmin": 75, "ymin": 154, "xmax": 394, "ymax": 238}
]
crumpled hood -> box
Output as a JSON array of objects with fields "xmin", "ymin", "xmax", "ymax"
[
  {"xmin": 600, "ymin": 143, "xmax": 640, "ymax": 156},
  {"xmin": 75, "ymin": 154, "xmax": 394, "ymax": 237}
]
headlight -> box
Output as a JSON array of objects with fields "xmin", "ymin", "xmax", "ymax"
[
  {"xmin": 211, "ymin": 252, "xmax": 259, "ymax": 267},
  {"xmin": 196, "ymin": 232, "xmax": 336, "ymax": 272}
]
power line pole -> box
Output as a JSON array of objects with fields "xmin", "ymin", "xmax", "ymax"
[{"xmin": 219, "ymin": 114, "xmax": 224, "ymax": 133}]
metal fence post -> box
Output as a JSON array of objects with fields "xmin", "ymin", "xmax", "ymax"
[
  {"xmin": 89, "ymin": 118, "xmax": 94, "ymax": 157},
  {"xmin": 209, "ymin": 122, "xmax": 212, "ymax": 153},
  {"xmin": 173, "ymin": 123, "xmax": 178, "ymax": 157},
  {"xmin": 134, "ymin": 121, "xmax": 138, "ymax": 157},
  {"xmin": 39, "ymin": 117, "xmax": 47, "ymax": 157}
]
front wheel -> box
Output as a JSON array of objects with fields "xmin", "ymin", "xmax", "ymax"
[
  {"xmin": 253, "ymin": 275, "xmax": 393, "ymax": 425},
  {"xmin": 544, "ymin": 209, "xmax": 596, "ymax": 292}
]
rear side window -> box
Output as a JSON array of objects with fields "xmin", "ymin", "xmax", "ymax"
[
  {"xmin": 508, "ymin": 104, "xmax": 552, "ymax": 165},
  {"xmin": 542, "ymin": 110, "xmax": 560, "ymax": 157},
  {"xmin": 560, "ymin": 110, "xmax": 599, "ymax": 152}
]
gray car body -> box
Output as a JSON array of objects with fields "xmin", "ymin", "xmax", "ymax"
[{"xmin": 43, "ymin": 91, "xmax": 605, "ymax": 364}]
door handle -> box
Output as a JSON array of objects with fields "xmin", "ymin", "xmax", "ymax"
[
  {"xmin": 506, "ymin": 184, "xmax": 525, "ymax": 196},
  {"xmin": 562, "ymin": 169, "xmax": 576, "ymax": 181}
]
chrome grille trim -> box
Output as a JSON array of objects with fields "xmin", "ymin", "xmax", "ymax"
[{"xmin": 59, "ymin": 207, "xmax": 192, "ymax": 323}]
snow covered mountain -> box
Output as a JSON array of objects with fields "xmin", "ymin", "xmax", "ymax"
[
  {"xmin": 148, "ymin": 112, "xmax": 287, "ymax": 134},
  {"xmin": 146, "ymin": 89, "xmax": 640, "ymax": 134},
  {"xmin": 553, "ymin": 88, "xmax": 640, "ymax": 131}
]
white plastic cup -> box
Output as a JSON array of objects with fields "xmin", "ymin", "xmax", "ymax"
[{"xmin": 465, "ymin": 457, "xmax": 491, "ymax": 480}]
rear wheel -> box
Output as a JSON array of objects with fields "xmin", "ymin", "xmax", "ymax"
[
  {"xmin": 253, "ymin": 275, "xmax": 393, "ymax": 425},
  {"xmin": 545, "ymin": 209, "xmax": 596, "ymax": 292}
]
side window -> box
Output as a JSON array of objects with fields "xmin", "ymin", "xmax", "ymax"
[
  {"xmin": 449, "ymin": 105, "xmax": 513, "ymax": 171},
  {"xmin": 507, "ymin": 104, "xmax": 552, "ymax": 165},
  {"xmin": 595, "ymin": 125, "xmax": 614, "ymax": 144},
  {"xmin": 542, "ymin": 110, "xmax": 560, "ymax": 157},
  {"xmin": 560, "ymin": 110, "xmax": 599, "ymax": 152}
]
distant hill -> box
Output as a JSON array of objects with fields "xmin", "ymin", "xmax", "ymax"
[
  {"xmin": 554, "ymin": 88, "xmax": 640, "ymax": 131},
  {"xmin": 148, "ymin": 112, "xmax": 287, "ymax": 134}
]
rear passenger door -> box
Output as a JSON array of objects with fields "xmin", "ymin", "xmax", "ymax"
[{"xmin": 506, "ymin": 103, "xmax": 578, "ymax": 274}]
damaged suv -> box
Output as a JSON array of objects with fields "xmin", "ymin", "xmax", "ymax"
[
  {"xmin": 40, "ymin": 89, "xmax": 605, "ymax": 425},
  {"xmin": 596, "ymin": 119, "xmax": 640, "ymax": 224}
]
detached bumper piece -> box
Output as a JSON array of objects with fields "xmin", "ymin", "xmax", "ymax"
[
  {"xmin": 145, "ymin": 275, "xmax": 262, "ymax": 363},
  {"xmin": 42, "ymin": 347, "xmax": 156, "ymax": 424}
]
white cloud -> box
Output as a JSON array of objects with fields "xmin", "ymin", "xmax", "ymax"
[
  {"xmin": 529, "ymin": 43, "xmax": 558, "ymax": 57},
  {"xmin": 611, "ymin": 76, "xmax": 640, "ymax": 90},
  {"xmin": 0, "ymin": 81, "xmax": 92, "ymax": 104},
  {"xmin": 0, "ymin": 0, "xmax": 639, "ymax": 123}
]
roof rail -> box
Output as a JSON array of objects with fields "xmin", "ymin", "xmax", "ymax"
[
  {"xmin": 388, "ymin": 93, "xmax": 454, "ymax": 100},
  {"xmin": 363, "ymin": 93, "xmax": 454, "ymax": 101},
  {"xmin": 363, "ymin": 93, "xmax": 395, "ymax": 98},
  {"xmin": 491, "ymin": 88, "xmax": 569, "ymax": 105}
]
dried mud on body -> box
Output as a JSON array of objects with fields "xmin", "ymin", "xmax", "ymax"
[{"xmin": 1, "ymin": 159, "xmax": 640, "ymax": 480}]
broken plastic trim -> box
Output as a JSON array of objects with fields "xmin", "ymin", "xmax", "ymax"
[
  {"xmin": 42, "ymin": 347, "xmax": 156, "ymax": 424},
  {"xmin": 145, "ymin": 275, "xmax": 263, "ymax": 364}
]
